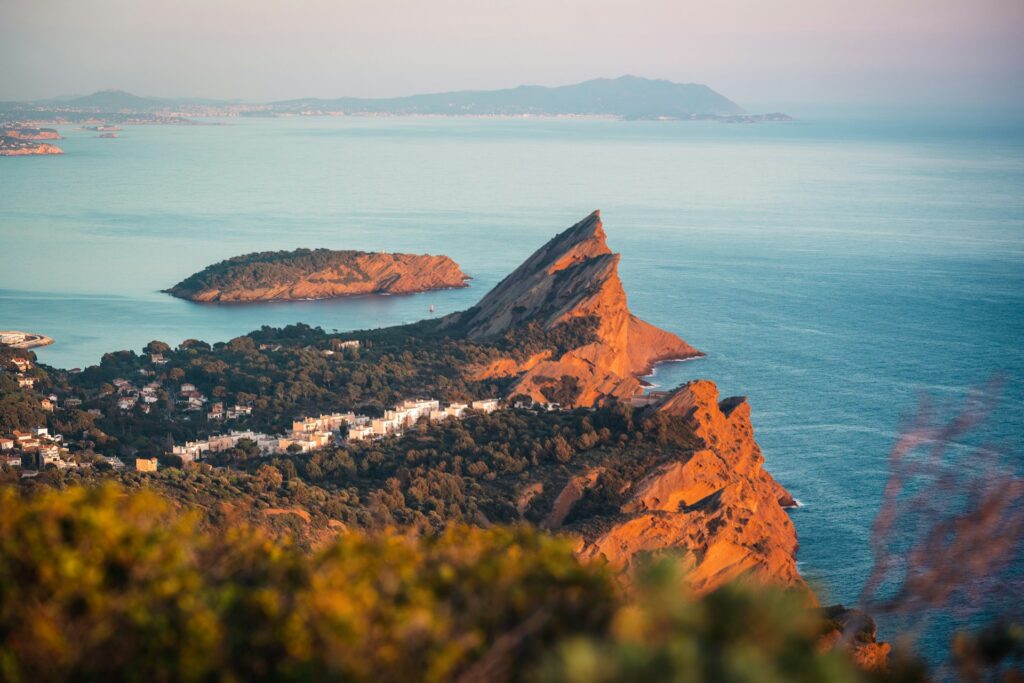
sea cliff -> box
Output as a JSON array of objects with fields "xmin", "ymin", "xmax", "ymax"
[
  {"xmin": 450, "ymin": 210, "xmax": 702, "ymax": 406},
  {"xmin": 509, "ymin": 379, "xmax": 807, "ymax": 595},
  {"xmin": 166, "ymin": 248, "xmax": 469, "ymax": 302}
]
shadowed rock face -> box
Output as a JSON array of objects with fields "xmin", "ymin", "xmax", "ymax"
[
  {"xmin": 452, "ymin": 211, "xmax": 702, "ymax": 406},
  {"xmin": 545, "ymin": 380, "xmax": 806, "ymax": 596}
]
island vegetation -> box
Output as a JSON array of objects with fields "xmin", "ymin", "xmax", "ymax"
[{"xmin": 165, "ymin": 248, "xmax": 469, "ymax": 302}]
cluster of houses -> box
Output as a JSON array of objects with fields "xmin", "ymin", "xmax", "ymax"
[
  {"xmin": 208, "ymin": 402, "xmax": 252, "ymax": 421},
  {"xmin": 1, "ymin": 426, "xmax": 63, "ymax": 469},
  {"xmin": 2, "ymin": 347, "xmax": 504, "ymax": 473},
  {"xmin": 8, "ymin": 356, "xmax": 36, "ymax": 390},
  {"xmin": 169, "ymin": 397, "xmax": 501, "ymax": 463},
  {"xmin": 3, "ymin": 356, "xmax": 59, "ymax": 414},
  {"xmin": 110, "ymin": 375, "xmax": 257, "ymax": 423},
  {"xmin": 0, "ymin": 425, "xmax": 159, "ymax": 475},
  {"xmin": 112, "ymin": 377, "xmax": 165, "ymax": 413},
  {"xmin": 108, "ymin": 376, "xmax": 253, "ymax": 422}
]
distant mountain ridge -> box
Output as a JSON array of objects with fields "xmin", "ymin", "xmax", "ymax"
[
  {"xmin": 3, "ymin": 77, "xmax": 790, "ymax": 121},
  {"xmin": 64, "ymin": 89, "xmax": 160, "ymax": 110},
  {"xmin": 272, "ymin": 75, "xmax": 747, "ymax": 119}
]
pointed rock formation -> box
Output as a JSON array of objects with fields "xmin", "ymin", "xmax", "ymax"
[
  {"xmin": 564, "ymin": 380, "xmax": 805, "ymax": 596},
  {"xmin": 451, "ymin": 211, "xmax": 702, "ymax": 406}
]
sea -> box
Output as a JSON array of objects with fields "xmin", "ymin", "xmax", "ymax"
[{"xmin": 2, "ymin": 114, "xmax": 1022, "ymax": 662}]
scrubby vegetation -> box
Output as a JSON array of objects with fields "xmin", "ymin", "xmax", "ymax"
[
  {"xmin": 6, "ymin": 398, "xmax": 699, "ymax": 549},
  {"xmin": 164, "ymin": 248, "xmax": 468, "ymax": 301},
  {"xmin": 0, "ymin": 485, "xmax": 895, "ymax": 683},
  {"xmin": 165, "ymin": 249, "xmax": 379, "ymax": 297}
]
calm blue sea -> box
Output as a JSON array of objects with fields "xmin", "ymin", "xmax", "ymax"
[{"xmin": 2, "ymin": 115, "xmax": 1022, "ymax": 660}]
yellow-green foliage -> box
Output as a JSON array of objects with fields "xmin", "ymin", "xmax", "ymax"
[
  {"xmin": 0, "ymin": 485, "xmax": 877, "ymax": 683},
  {"xmin": 539, "ymin": 560, "xmax": 863, "ymax": 683},
  {"xmin": 0, "ymin": 485, "xmax": 613, "ymax": 682}
]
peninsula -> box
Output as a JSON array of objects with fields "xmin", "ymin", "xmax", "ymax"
[
  {"xmin": 0, "ymin": 136, "xmax": 63, "ymax": 156},
  {"xmin": 165, "ymin": 248, "xmax": 470, "ymax": 302},
  {"xmin": 0, "ymin": 330, "xmax": 54, "ymax": 349}
]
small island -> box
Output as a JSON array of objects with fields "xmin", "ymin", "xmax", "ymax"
[{"xmin": 165, "ymin": 248, "xmax": 470, "ymax": 302}]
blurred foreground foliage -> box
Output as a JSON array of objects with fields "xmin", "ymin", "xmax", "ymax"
[{"xmin": 0, "ymin": 485, "xmax": 925, "ymax": 683}]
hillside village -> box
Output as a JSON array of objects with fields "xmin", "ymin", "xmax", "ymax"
[
  {"xmin": 169, "ymin": 397, "xmax": 500, "ymax": 465},
  {"xmin": 1, "ymin": 344, "xmax": 501, "ymax": 475}
]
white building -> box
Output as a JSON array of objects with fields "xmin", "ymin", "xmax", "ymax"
[
  {"xmin": 471, "ymin": 399, "xmax": 500, "ymax": 414},
  {"xmin": 445, "ymin": 403, "xmax": 468, "ymax": 418},
  {"xmin": 172, "ymin": 439, "xmax": 210, "ymax": 462},
  {"xmin": 347, "ymin": 425, "xmax": 375, "ymax": 441},
  {"xmin": 226, "ymin": 404, "xmax": 253, "ymax": 419},
  {"xmin": 370, "ymin": 418, "xmax": 399, "ymax": 436}
]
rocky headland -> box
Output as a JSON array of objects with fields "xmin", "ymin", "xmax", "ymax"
[
  {"xmin": 443, "ymin": 216, "xmax": 887, "ymax": 665},
  {"xmin": 165, "ymin": 248, "xmax": 470, "ymax": 302},
  {"xmin": 518, "ymin": 377, "xmax": 888, "ymax": 666},
  {"xmin": 448, "ymin": 210, "xmax": 702, "ymax": 406},
  {"xmin": 1, "ymin": 126, "xmax": 62, "ymax": 140},
  {"xmin": 0, "ymin": 137, "xmax": 63, "ymax": 156},
  {"xmin": 514, "ymin": 379, "xmax": 806, "ymax": 594}
]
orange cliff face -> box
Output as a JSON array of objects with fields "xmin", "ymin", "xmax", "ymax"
[
  {"xmin": 560, "ymin": 380, "xmax": 806, "ymax": 596},
  {"xmin": 450, "ymin": 211, "xmax": 702, "ymax": 407},
  {"xmin": 0, "ymin": 140, "xmax": 63, "ymax": 156}
]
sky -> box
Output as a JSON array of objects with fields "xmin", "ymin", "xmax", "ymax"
[{"xmin": 2, "ymin": 0, "xmax": 1023, "ymax": 112}]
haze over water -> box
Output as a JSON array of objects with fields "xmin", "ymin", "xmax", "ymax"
[{"xmin": 2, "ymin": 114, "xmax": 1023, "ymax": 650}]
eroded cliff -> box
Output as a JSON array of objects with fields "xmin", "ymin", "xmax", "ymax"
[
  {"xmin": 514, "ymin": 378, "xmax": 889, "ymax": 668},
  {"xmin": 449, "ymin": 211, "xmax": 701, "ymax": 406},
  {"xmin": 561, "ymin": 380, "xmax": 803, "ymax": 594}
]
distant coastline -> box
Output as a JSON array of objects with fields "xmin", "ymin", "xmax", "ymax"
[{"xmin": 0, "ymin": 77, "xmax": 792, "ymax": 128}]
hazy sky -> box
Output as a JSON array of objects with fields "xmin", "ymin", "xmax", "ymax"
[{"xmin": 2, "ymin": 0, "xmax": 1022, "ymax": 110}]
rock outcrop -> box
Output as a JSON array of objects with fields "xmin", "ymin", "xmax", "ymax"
[
  {"xmin": 166, "ymin": 249, "xmax": 469, "ymax": 302},
  {"xmin": 0, "ymin": 138, "xmax": 63, "ymax": 156},
  {"xmin": 2, "ymin": 127, "xmax": 62, "ymax": 140},
  {"xmin": 450, "ymin": 211, "xmax": 701, "ymax": 406},
  {"xmin": 820, "ymin": 606, "xmax": 892, "ymax": 672},
  {"xmin": 558, "ymin": 380, "xmax": 805, "ymax": 595}
]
